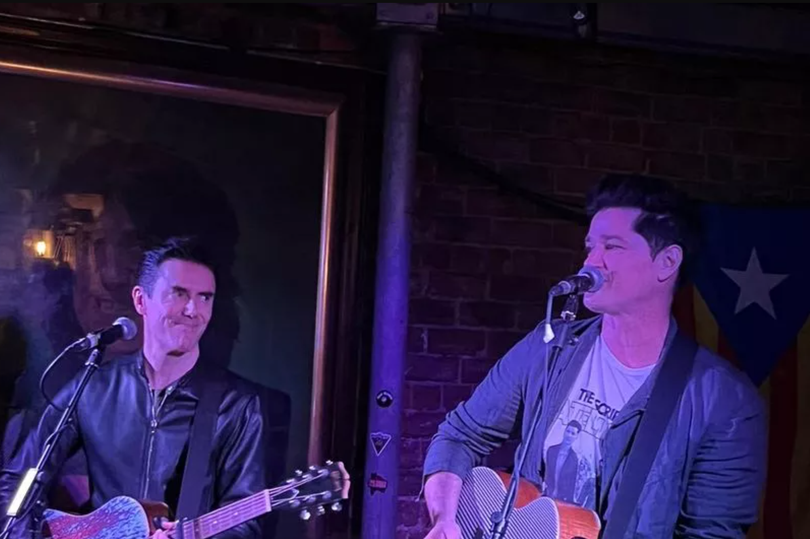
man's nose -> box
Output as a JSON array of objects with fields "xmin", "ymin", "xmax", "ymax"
[
  {"xmin": 584, "ymin": 246, "xmax": 604, "ymax": 267},
  {"xmin": 183, "ymin": 298, "xmax": 197, "ymax": 316}
]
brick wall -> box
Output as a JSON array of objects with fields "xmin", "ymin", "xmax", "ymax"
[{"xmin": 399, "ymin": 38, "xmax": 810, "ymax": 538}]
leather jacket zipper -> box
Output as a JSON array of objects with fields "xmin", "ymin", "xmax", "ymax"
[{"xmin": 142, "ymin": 385, "xmax": 173, "ymax": 499}]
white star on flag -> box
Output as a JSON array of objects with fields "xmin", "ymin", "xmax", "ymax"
[{"xmin": 721, "ymin": 248, "xmax": 788, "ymax": 319}]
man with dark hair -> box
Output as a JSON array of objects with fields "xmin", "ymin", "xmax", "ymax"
[
  {"xmin": 421, "ymin": 174, "xmax": 766, "ymax": 538},
  {"xmin": 0, "ymin": 236, "xmax": 278, "ymax": 539}
]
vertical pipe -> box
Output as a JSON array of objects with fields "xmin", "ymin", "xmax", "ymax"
[{"xmin": 361, "ymin": 30, "xmax": 422, "ymax": 539}]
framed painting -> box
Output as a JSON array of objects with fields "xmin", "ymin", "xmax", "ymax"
[{"xmin": 0, "ymin": 31, "xmax": 361, "ymax": 538}]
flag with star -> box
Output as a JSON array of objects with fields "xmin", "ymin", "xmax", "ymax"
[{"xmin": 672, "ymin": 202, "xmax": 810, "ymax": 539}]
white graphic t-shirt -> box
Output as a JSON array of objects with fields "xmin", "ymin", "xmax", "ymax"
[{"xmin": 541, "ymin": 335, "xmax": 655, "ymax": 509}]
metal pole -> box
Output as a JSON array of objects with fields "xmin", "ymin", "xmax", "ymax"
[{"xmin": 361, "ymin": 30, "xmax": 422, "ymax": 539}]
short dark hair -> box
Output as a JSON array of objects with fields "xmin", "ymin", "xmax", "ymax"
[
  {"xmin": 585, "ymin": 174, "xmax": 700, "ymax": 286},
  {"xmin": 137, "ymin": 236, "xmax": 216, "ymax": 296},
  {"xmin": 567, "ymin": 420, "xmax": 583, "ymax": 433}
]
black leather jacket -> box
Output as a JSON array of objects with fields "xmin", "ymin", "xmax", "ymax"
[{"xmin": 0, "ymin": 351, "xmax": 288, "ymax": 538}]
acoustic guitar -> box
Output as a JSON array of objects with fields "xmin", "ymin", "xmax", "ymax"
[
  {"xmin": 457, "ymin": 467, "xmax": 601, "ymax": 539},
  {"xmin": 40, "ymin": 461, "xmax": 350, "ymax": 539}
]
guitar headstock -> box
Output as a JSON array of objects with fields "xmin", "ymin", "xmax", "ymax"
[{"xmin": 270, "ymin": 460, "xmax": 351, "ymax": 521}]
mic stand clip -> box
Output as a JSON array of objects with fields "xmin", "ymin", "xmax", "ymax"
[
  {"xmin": 1, "ymin": 345, "xmax": 107, "ymax": 539},
  {"xmin": 486, "ymin": 293, "xmax": 580, "ymax": 539}
]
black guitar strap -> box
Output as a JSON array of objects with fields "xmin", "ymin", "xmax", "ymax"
[
  {"xmin": 600, "ymin": 329, "xmax": 698, "ymax": 539},
  {"xmin": 176, "ymin": 369, "xmax": 227, "ymax": 523}
]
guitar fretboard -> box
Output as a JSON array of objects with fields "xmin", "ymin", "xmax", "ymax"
[{"xmin": 181, "ymin": 490, "xmax": 272, "ymax": 539}]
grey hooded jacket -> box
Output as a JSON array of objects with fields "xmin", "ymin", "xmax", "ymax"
[{"xmin": 422, "ymin": 315, "xmax": 767, "ymax": 538}]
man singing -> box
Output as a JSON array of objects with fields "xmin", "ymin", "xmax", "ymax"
[
  {"xmin": 421, "ymin": 174, "xmax": 767, "ymax": 538},
  {"xmin": 0, "ymin": 237, "xmax": 280, "ymax": 538}
]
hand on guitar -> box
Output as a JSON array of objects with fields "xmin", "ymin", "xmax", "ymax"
[
  {"xmin": 149, "ymin": 519, "xmax": 176, "ymax": 539},
  {"xmin": 423, "ymin": 519, "xmax": 461, "ymax": 539}
]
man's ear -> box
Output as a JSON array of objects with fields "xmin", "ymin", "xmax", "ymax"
[
  {"xmin": 656, "ymin": 244, "xmax": 683, "ymax": 283},
  {"xmin": 132, "ymin": 286, "xmax": 146, "ymax": 316}
]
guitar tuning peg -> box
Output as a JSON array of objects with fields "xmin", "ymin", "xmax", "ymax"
[
  {"xmin": 326, "ymin": 460, "xmax": 333, "ymax": 465},
  {"xmin": 316, "ymin": 506, "xmax": 326, "ymax": 516},
  {"xmin": 299, "ymin": 509, "xmax": 312, "ymax": 521},
  {"xmin": 308, "ymin": 465, "xmax": 317, "ymax": 471},
  {"xmin": 330, "ymin": 502, "xmax": 343, "ymax": 512},
  {"xmin": 295, "ymin": 469, "xmax": 303, "ymax": 476}
]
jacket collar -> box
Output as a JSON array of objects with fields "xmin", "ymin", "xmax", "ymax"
[{"xmin": 134, "ymin": 349, "xmax": 215, "ymax": 402}]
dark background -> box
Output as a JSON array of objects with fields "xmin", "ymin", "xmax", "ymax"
[{"xmin": 0, "ymin": 4, "xmax": 808, "ymax": 539}]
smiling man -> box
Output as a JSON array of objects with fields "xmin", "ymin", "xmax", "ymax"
[
  {"xmin": 421, "ymin": 174, "xmax": 767, "ymax": 539},
  {"xmin": 0, "ymin": 237, "xmax": 273, "ymax": 539}
]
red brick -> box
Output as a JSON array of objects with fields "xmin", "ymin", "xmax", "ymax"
[
  {"xmin": 407, "ymin": 355, "xmax": 460, "ymax": 382},
  {"xmin": 761, "ymin": 105, "xmax": 810, "ymax": 135},
  {"xmin": 739, "ymin": 80, "xmax": 802, "ymax": 106},
  {"xmin": 487, "ymin": 331, "xmax": 526, "ymax": 358},
  {"xmin": 457, "ymin": 130, "xmax": 530, "ymax": 162},
  {"xmin": 519, "ymin": 108, "xmax": 554, "ymax": 134},
  {"xmin": 459, "ymin": 302, "xmax": 516, "ymax": 328},
  {"xmin": 516, "ymin": 304, "xmax": 546, "ymax": 329},
  {"xmin": 703, "ymin": 129, "xmax": 733, "ymax": 154},
  {"xmin": 534, "ymin": 83, "xmax": 593, "ymax": 111},
  {"xmin": 409, "ymin": 383, "xmax": 442, "ymax": 411},
  {"xmin": 424, "ymin": 97, "xmax": 455, "ymax": 127},
  {"xmin": 409, "ymin": 327, "xmax": 426, "ymax": 353},
  {"xmin": 767, "ymin": 160, "xmax": 808, "ymax": 185},
  {"xmin": 707, "ymin": 155, "xmax": 733, "ymax": 183},
  {"xmin": 735, "ymin": 158, "xmax": 764, "ymax": 183},
  {"xmin": 409, "ymin": 299, "xmax": 456, "ymax": 326},
  {"xmin": 552, "ymin": 112, "xmax": 610, "ymax": 141},
  {"xmin": 417, "ymin": 152, "xmax": 437, "ymax": 183},
  {"xmin": 587, "ymin": 144, "xmax": 645, "ymax": 172},
  {"xmin": 642, "ymin": 123, "xmax": 701, "ymax": 152},
  {"xmin": 530, "ymin": 138, "xmax": 585, "ymax": 166},
  {"xmin": 491, "ymin": 220, "xmax": 553, "ymax": 248},
  {"xmin": 428, "ymin": 271, "xmax": 487, "ymax": 299},
  {"xmin": 553, "ymin": 222, "xmax": 588, "ymax": 251},
  {"xmin": 593, "ymin": 89, "xmax": 650, "ymax": 118},
  {"xmin": 443, "ymin": 384, "xmax": 475, "ymax": 409},
  {"xmin": 435, "ymin": 159, "xmax": 486, "ymax": 186},
  {"xmin": 466, "ymin": 187, "xmax": 539, "ymax": 219},
  {"xmin": 653, "ymin": 96, "xmax": 712, "ymax": 124},
  {"xmin": 398, "ymin": 499, "xmax": 422, "ymax": 528},
  {"xmin": 461, "ymin": 357, "xmax": 498, "ymax": 383},
  {"xmin": 453, "ymin": 100, "xmax": 499, "ymax": 129},
  {"xmin": 449, "ymin": 246, "xmax": 488, "ymax": 275},
  {"xmin": 427, "ymin": 328, "xmax": 486, "ymax": 356},
  {"xmin": 646, "ymin": 151, "xmax": 706, "ymax": 180},
  {"xmin": 554, "ymin": 168, "xmax": 603, "ymax": 196},
  {"xmin": 412, "ymin": 243, "xmax": 451, "ymax": 271},
  {"xmin": 433, "ymin": 216, "xmax": 491, "ymax": 244},
  {"xmin": 492, "ymin": 103, "xmax": 533, "ymax": 132},
  {"xmin": 410, "ymin": 269, "xmax": 429, "ymax": 298},
  {"xmin": 611, "ymin": 119, "xmax": 641, "ymax": 145},
  {"xmin": 512, "ymin": 249, "xmax": 577, "ymax": 278},
  {"xmin": 398, "ymin": 470, "xmax": 425, "ymax": 497},
  {"xmin": 733, "ymin": 131, "xmax": 792, "ymax": 159},
  {"xmin": 399, "ymin": 438, "xmax": 424, "ymax": 469},
  {"xmin": 415, "ymin": 185, "xmax": 465, "ymax": 215},
  {"xmin": 490, "ymin": 276, "xmax": 550, "ymax": 302},
  {"xmin": 403, "ymin": 411, "xmax": 446, "ymax": 437},
  {"xmin": 412, "ymin": 213, "xmax": 433, "ymax": 243},
  {"xmin": 496, "ymin": 163, "xmax": 554, "ymax": 194}
]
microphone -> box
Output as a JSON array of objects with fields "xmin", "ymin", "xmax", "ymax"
[
  {"xmin": 549, "ymin": 266, "xmax": 605, "ymax": 297},
  {"xmin": 71, "ymin": 317, "xmax": 138, "ymax": 351}
]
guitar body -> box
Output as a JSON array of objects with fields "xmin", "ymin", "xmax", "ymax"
[
  {"xmin": 457, "ymin": 467, "xmax": 601, "ymax": 539},
  {"xmin": 42, "ymin": 496, "xmax": 169, "ymax": 539}
]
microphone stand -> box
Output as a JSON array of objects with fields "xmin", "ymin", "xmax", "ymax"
[
  {"xmin": 487, "ymin": 293, "xmax": 581, "ymax": 539},
  {"xmin": 1, "ymin": 345, "xmax": 106, "ymax": 539}
]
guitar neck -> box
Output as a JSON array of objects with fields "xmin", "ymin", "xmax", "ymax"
[{"xmin": 181, "ymin": 489, "xmax": 272, "ymax": 539}]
